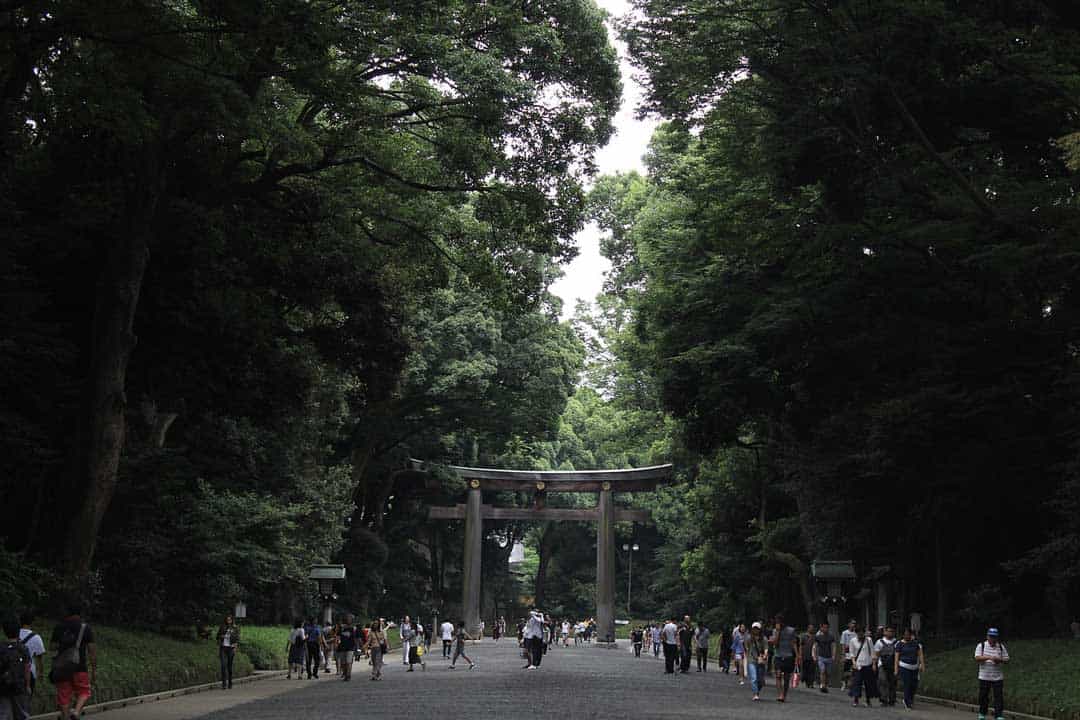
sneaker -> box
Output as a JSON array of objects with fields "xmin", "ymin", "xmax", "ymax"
[
  {"xmin": 853, "ymin": 701, "xmax": 860, "ymax": 707},
  {"xmin": 904, "ymin": 702, "xmax": 912, "ymax": 709},
  {"xmin": 449, "ymin": 665, "xmax": 456, "ymax": 670},
  {"xmin": 753, "ymin": 695, "xmax": 760, "ymax": 701},
  {"xmin": 469, "ymin": 664, "xmax": 476, "ymax": 670},
  {"xmin": 821, "ymin": 688, "xmax": 828, "ymax": 694},
  {"xmin": 740, "ymin": 680, "xmax": 745, "ymax": 685}
]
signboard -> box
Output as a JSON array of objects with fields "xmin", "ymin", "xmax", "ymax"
[
  {"xmin": 309, "ymin": 564, "xmax": 346, "ymax": 580},
  {"xmin": 811, "ymin": 560, "xmax": 856, "ymax": 580}
]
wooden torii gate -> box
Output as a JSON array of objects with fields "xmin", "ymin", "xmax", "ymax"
[{"xmin": 415, "ymin": 460, "xmax": 674, "ymax": 643}]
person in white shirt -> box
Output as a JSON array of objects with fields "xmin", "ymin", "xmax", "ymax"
[
  {"xmin": 661, "ymin": 619, "xmax": 679, "ymax": 674},
  {"xmin": 523, "ymin": 610, "xmax": 545, "ymax": 669},
  {"xmin": 848, "ymin": 626, "xmax": 877, "ymax": 707},
  {"xmin": 440, "ymin": 620, "xmax": 454, "ymax": 659},
  {"xmin": 18, "ymin": 613, "xmax": 46, "ymax": 697},
  {"xmin": 974, "ymin": 628, "xmax": 1010, "ymax": 720},
  {"xmin": 873, "ymin": 626, "xmax": 898, "ymax": 706},
  {"xmin": 840, "ymin": 619, "xmax": 857, "ymax": 690}
]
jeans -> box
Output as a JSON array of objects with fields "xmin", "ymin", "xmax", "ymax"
[
  {"xmin": 748, "ymin": 662, "xmax": 766, "ymax": 694},
  {"xmin": 878, "ymin": 664, "xmax": 897, "ymax": 704},
  {"xmin": 633, "ymin": 642, "xmax": 642, "ymax": 657},
  {"xmin": 696, "ymin": 647, "xmax": 708, "ymax": 671},
  {"xmin": 653, "ymin": 641, "xmax": 660, "ymax": 657},
  {"xmin": 899, "ymin": 667, "xmax": 919, "ymax": 706},
  {"xmin": 680, "ymin": 645, "xmax": 692, "ymax": 672},
  {"xmin": 979, "ymin": 680, "xmax": 1004, "ymax": 718},
  {"xmin": 442, "ymin": 639, "xmax": 452, "ymax": 657},
  {"xmin": 219, "ymin": 647, "xmax": 235, "ymax": 688},
  {"xmin": 662, "ymin": 642, "xmax": 677, "ymax": 673},
  {"xmin": 801, "ymin": 657, "xmax": 817, "ymax": 686}
]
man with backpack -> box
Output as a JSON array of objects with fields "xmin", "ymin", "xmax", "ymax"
[
  {"xmin": 975, "ymin": 628, "xmax": 1010, "ymax": 720},
  {"xmin": 50, "ymin": 604, "xmax": 96, "ymax": 720},
  {"xmin": 873, "ymin": 626, "xmax": 898, "ymax": 706},
  {"xmin": 16, "ymin": 614, "xmax": 44, "ymax": 698},
  {"xmin": 302, "ymin": 618, "xmax": 323, "ymax": 679},
  {"xmin": 1, "ymin": 616, "xmax": 32, "ymax": 720}
]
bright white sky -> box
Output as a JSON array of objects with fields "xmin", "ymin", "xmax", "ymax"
[{"xmin": 550, "ymin": 0, "xmax": 658, "ymax": 320}]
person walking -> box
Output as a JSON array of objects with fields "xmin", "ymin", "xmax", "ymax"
[
  {"xmin": 770, "ymin": 615, "xmax": 798, "ymax": 702},
  {"xmin": 50, "ymin": 603, "xmax": 96, "ymax": 720},
  {"xmin": 695, "ymin": 621, "xmax": 710, "ymax": 672},
  {"xmin": 16, "ymin": 614, "xmax": 44, "ymax": 700},
  {"xmin": 286, "ymin": 620, "xmax": 306, "ymax": 680},
  {"xmin": 894, "ymin": 628, "xmax": 925, "ymax": 709},
  {"xmin": 335, "ymin": 617, "xmax": 359, "ymax": 681},
  {"xmin": 975, "ymin": 628, "xmax": 1009, "ymax": 720},
  {"xmin": 631, "ymin": 626, "xmax": 644, "ymax": 657},
  {"xmin": 732, "ymin": 623, "xmax": 747, "ymax": 685},
  {"xmin": 303, "ymin": 618, "xmax": 324, "ymax": 679},
  {"xmin": 874, "ymin": 626, "xmax": 898, "ymax": 706},
  {"xmin": 440, "ymin": 619, "xmax": 454, "ymax": 659},
  {"xmin": 651, "ymin": 624, "xmax": 662, "ymax": 658},
  {"xmin": 363, "ymin": 621, "xmax": 385, "ymax": 681},
  {"xmin": 449, "ymin": 621, "xmax": 476, "ymax": 670},
  {"xmin": 800, "ymin": 623, "xmax": 817, "ymax": 688},
  {"xmin": 840, "ymin": 619, "xmax": 857, "ymax": 691},
  {"xmin": 661, "ymin": 618, "xmax": 679, "ymax": 674},
  {"xmin": 678, "ymin": 617, "xmax": 694, "ymax": 674},
  {"xmin": 848, "ymin": 625, "xmax": 877, "ymax": 707},
  {"xmin": 747, "ymin": 622, "xmax": 768, "ymax": 701},
  {"xmin": 812, "ymin": 621, "xmax": 836, "ymax": 692},
  {"xmin": 216, "ymin": 614, "xmax": 240, "ymax": 689},
  {"xmin": 1, "ymin": 616, "xmax": 32, "ymax": 720},
  {"xmin": 399, "ymin": 616, "xmax": 415, "ymax": 667},
  {"xmin": 523, "ymin": 610, "xmax": 544, "ymax": 669}
]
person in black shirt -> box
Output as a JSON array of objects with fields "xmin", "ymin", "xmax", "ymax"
[
  {"xmin": 678, "ymin": 617, "xmax": 694, "ymax": 674},
  {"xmin": 50, "ymin": 604, "xmax": 96, "ymax": 720},
  {"xmin": 335, "ymin": 617, "xmax": 358, "ymax": 681},
  {"xmin": 2, "ymin": 617, "xmax": 32, "ymax": 720}
]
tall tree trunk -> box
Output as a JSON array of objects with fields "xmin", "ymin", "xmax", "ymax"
[
  {"xmin": 934, "ymin": 528, "xmax": 945, "ymax": 636},
  {"xmin": 64, "ymin": 181, "xmax": 157, "ymax": 588},
  {"xmin": 534, "ymin": 524, "xmax": 554, "ymax": 608}
]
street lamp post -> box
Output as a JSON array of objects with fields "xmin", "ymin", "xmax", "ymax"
[
  {"xmin": 309, "ymin": 564, "xmax": 346, "ymax": 625},
  {"xmin": 622, "ymin": 543, "xmax": 640, "ymax": 615}
]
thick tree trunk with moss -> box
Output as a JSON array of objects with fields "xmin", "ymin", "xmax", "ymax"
[{"xmin": 64, "ymin": 217, "xmax": 153, "ymax": 587}]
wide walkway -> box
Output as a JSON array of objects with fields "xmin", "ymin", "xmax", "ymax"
[{"xmin": 96, "ymin": 642, "xmax": 969, "ymax": 720}]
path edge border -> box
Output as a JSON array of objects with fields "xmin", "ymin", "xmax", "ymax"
[
  {"xmin": 28, "ymin": 669, "xmax": 286, "ymax": 720},
  {"xmin": 916, "ymin": 694, "xmax": 1057, "ymax": 720}
]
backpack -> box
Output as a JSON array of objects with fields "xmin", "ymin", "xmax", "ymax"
[
  {"xmin": 51, "ymin": 623, "xmax": 86, "ymax": 682},
  {"xmin": 0, "ymin": 642, "xmax": 27, "ymax": 696}
]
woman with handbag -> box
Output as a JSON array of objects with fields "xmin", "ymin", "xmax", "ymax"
[{"xmin": 364, "ymin": 621, "xmax": 385, "ymax": 681}]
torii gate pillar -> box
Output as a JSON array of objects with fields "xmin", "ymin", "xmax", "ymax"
[
  {"xmin": 596, "ymin": 487, "xmax": 616, "ymax": 642},
  {"xmin": 462, "ymin": 485, "xmax": 483, "ymax": 635}
]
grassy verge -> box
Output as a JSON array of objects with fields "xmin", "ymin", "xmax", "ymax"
[
  {"xmin": 920, "ymin": 640, "xmax": 1080, "ymax": 720},
  {"xmin": 27, "ymin": 623, "xmax": 256, "ymax": 716}
]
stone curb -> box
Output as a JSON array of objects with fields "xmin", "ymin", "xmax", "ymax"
[
  {"xmin": 916, "ymin": 694, "xmax": 1058, "ymax": 720},
  {"xmin": 29, "ymin": 670, "xmax": 286, "ymax": 720}
]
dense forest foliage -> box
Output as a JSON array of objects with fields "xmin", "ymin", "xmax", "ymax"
[{"xmin": 3, "ymin": 0, "xmax": 1079, "ymax": 638}]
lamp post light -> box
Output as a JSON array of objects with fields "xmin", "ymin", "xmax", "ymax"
[
  {"xmin": 622, "ymin": 543, "xmax": 640, "ymax": 615},
  {"xmin": 309, "ymin": 564, "xmax": 346, "ymax": 625}
]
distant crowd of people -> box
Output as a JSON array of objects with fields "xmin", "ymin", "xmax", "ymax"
[{"xmin": 625, "ymin": 616, "xmax": 1008, "ymax": 720}]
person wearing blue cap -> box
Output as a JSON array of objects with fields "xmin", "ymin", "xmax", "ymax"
[{"xmin": 974, "ymin": 628, "xmax": 1009, "ymax": 720}]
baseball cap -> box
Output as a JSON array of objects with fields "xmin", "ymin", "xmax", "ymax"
[
  {"xmin": 987, "ymin": 627, "xmax": 1000, "ymax": 637},
  {"xmin": 751, "ymin": 622, "xmax": 762, "ymax": 629}
]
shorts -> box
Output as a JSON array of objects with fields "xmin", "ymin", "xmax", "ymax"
[
  {"xmin": 336, "ymin": 650, "xmax": 354, "ymax": 667},
  {"xmin": 734, "ymin": 652, "xmax": 744, "ymax": 661},
  {"xmin": 55, "ymin": 672, "xmax": 91, "ymax": 707},
  {"xmin": 818, "ymin": 657, "xmax": 834, "ymax": 672},
  {"xmin": 775, "ymin": 656, "xmax": 796, "ymax": 674}
]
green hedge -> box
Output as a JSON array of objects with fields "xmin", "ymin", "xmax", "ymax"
[
  {"xmin": 26, "ymin": 623, "xmax": 258, "ymax": 715},
  {"xmin": 920, "ymin": 640, "xmax": 1080, "ymax": 720}
]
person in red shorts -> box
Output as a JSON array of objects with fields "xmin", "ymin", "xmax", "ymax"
[{"xmin": 50, "ymin": 604, "xmax": 96, "ymax": 720}]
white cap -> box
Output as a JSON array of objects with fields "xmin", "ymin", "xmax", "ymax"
[{"xmin": 751, "ymin": 622, "xmax": 762, "ymax": 629}]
